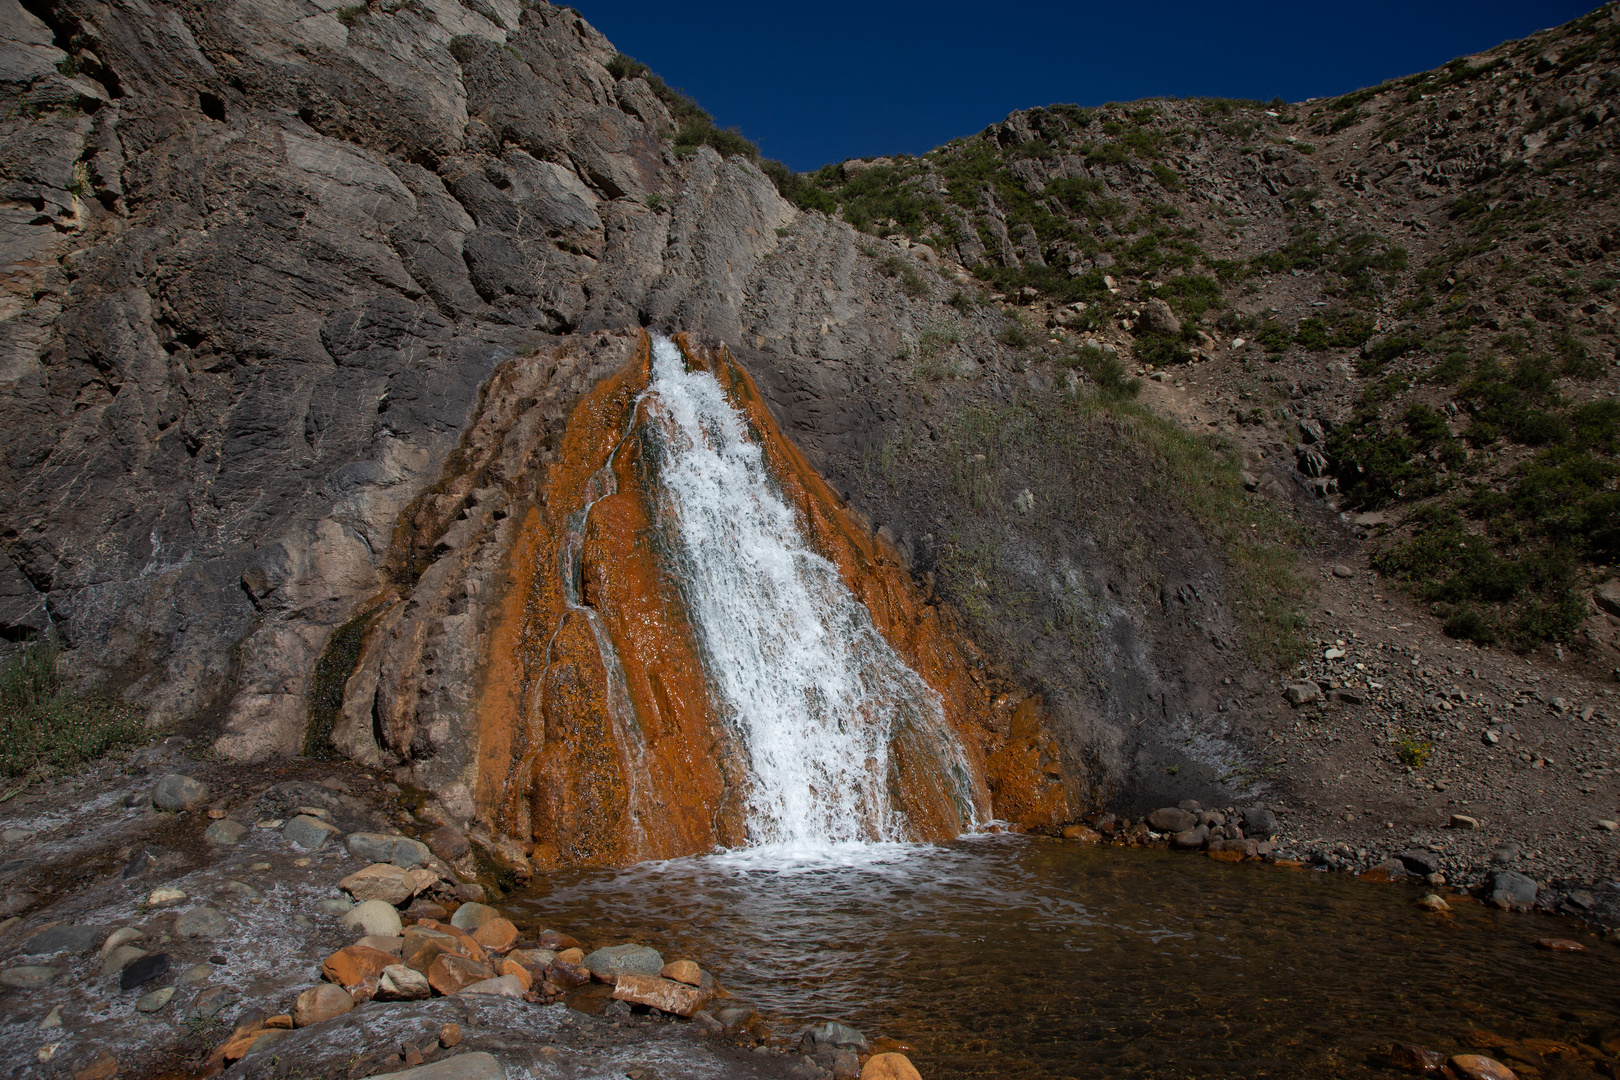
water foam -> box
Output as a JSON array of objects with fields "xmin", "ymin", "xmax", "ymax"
[{"xmin": 641, "ymin": 336, "xmax": 983, "ymax": 850}]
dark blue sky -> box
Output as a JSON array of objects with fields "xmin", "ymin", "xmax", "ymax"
[{"xmin": 575, "ymin": 1, "xmax": 1601, "ymax": 171}]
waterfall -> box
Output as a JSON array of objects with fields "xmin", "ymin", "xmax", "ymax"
[{"xmin": 639, "ymin": 336, "xmax": 983, "ymax": 849}]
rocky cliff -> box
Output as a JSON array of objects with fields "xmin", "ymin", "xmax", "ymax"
[{"xmin": 3, "ymin": 0, "xmax": 1617, "ymax": 861}]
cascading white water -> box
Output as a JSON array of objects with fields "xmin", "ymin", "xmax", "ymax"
[{"xmin": 640, "ymin": 336, "xmax": 983, "ymax": 849}]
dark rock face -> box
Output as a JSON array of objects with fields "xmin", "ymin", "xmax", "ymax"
[
  {"xmin": 0, "ymin": 0, "xmax": 1253, "ymax": 825},
  {"xmin": 0, "ymin": 0, "xmax": 792, "ymax": 763}
]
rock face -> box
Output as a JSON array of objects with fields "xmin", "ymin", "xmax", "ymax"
[{"xmin": 0, "ymin": 0, "xmax": 1297, "ymax": 854}]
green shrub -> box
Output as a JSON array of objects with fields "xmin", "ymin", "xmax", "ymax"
[
  {"xmin": 0, "ymin": 638, "xmax": 144, "ymax": 779},
  {"xmin": 996, "ymin": 320, "xmax": 1036, "ymax": 348},
  {"xmin": 1443, "ymin": 606, "xmax": 1497, "ymax": 644},
  {"xmin": 1065, "ymin": 346, "xmax": 1140, "ymax": 400},
  {"xmin": 337, "ymin": 4, "xmax": 366, "ymax": 27}
]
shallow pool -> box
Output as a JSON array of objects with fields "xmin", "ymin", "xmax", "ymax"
[{"xmin": 514, "ymin": 836, "xmax": 1620, "ymax": 1079}]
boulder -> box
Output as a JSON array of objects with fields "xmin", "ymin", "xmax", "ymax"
[
  {"xmin": 1389, "ymin": 1044, "xmax": 1447, "ymax": 1073},
  {"xmin": 120, "ymin": 952, "xmax": 171, "ymax": 990},
  {"xmin": 661, "ymin": 959, "xmax": 703, "ymax": 986},
  {"xmin": 449, "ymin": 902, "xmax": 500, "ymax": 931},
  {"xmin": 1398, "ymin": 849, "xmax": 1442, "ymax": 877},
  {"xmin": 805, "ymin": 1022, "xmax": 870, "ymax": 1053},
  {"xmin": 427, "ymin": 953, "xmax": 496, "ymax": 995},
  {"xmin": 1283, "ymin": 682, "xmax": 1322, "ymax": 706},
  {"xmin": 427, "ymin": 826, "xmax": 470, "ymax": 862},
  {"xmin": 458, "ymin": 973, "xmax": 525, "ymax": 998},
  {"xmin": 470, "ymin": 917, "xmax": 518, "ymax": 954},
  {"xmin": 583, "ymin": 943, "xmax": 664, "ymax": 980},
  {"xmin": 22, "ymin": 924, "xmax": 101, "ymax": 955},
  {"xmin": 1485, "ymin": 870, "xmax": 1538, "ymax": 911},
  {"xmin": 285, "ymin": 814, "xmax": 342, "ymax": 850},
  {"xmin": 342, "ymin": 899, "xmax": 404, "ymax": 939},
  {"xmin": 340, "ymin": 864, "xmax": 418, "ymax": 906},
  {"xmin": 861, "ymin": 1054, "xmax": 923, "ymax": 1080},
  {"xmin": 1241, "ymin": 807, "xmax": 1278, "ymax": 838},
  {"xmin": 346, "ymin": 833, "xmax": 432, "ymax": 868},
  {"xmin": 321, "ymin": 945, "xmax": 398, "ymax": 998},
  {"xmin": 611, "ymin": 973, "xmax": 713, "ymax": 1017},
  {"xmin": 376, "ymin": 964, "xmax": 432, "ymax": 1001},
  {"xmin": 1449, "ymin": 1055, "xmax": 1518, "ymax": 1080},
  {"xmin": 1135, "ymin": 298, "xmax": 1181, "ymax": 336},
  {"xmin": 152, "ymin": 774, "xmax": 209, "ymax": 811},
  {"xmin": 1171, "ymin": 824, "xmax": 1210, "ymax": 850},
  {"xmin": 1145, "ymin": 807, "xmax": 1196, "ymax": 834},
  {"xmin": 204, "ymin": 819, "xmax": 247, "ymax": 845},
  {"xmin": 366, "ymin": 1051, "xmax": 506, "ymax": 1080},
  {"xmin": 292, "ymin": 984, "xmax": 354, "ymax": 1027},
  {"xmin": 174, "ymin": 907, "xmax": 231, "ymax": 940}
]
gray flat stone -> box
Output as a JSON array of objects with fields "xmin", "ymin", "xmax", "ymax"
[
  {"xmin": 346, "ymin": 832, "xmax": 433, "ymax": 868},
  {"xmin": 373, "ymin": 1051, "xmax": 506, "ymax": 1079},
  {"xmin": 152, "ymin": 774, "xmax": 210, "ymax": 811},
  {"xmin": 0, "ymin": 965, "xmax": 60, "ymax": 988},
  {"xmin": 285, "ymin": 814, "xmax": 342, "ymax": 850},
  {"xmin": 22, "ymin": 924, "xmax": 101, "ymax": 955},
  {"xmin": 204, "ymin": 819, "xmax": 247, "ymax": 845},
  {"xmin": 582, "ymin": 943, "xmax": 664, "ymax": 979},
  {"xmin": 174, "ymin": 907, "xmax": 231, "ymax": 940}
]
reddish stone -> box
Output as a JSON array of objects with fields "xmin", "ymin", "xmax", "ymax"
[
  {"xmin": 861, "ymin": 1053, "xmax": 923, "ymax": 1080},
  {"xmin": 556, "ymin": 947, "xmax": 584, "ymax": 966},
  {"xmin": 321, "ymin": 945, "xmax": 398, "ymax": 999},
  {"xmin": 538, "ymin": 930, "xmax": 583, "ymax": 951},
  {"xmin": 499, "ymin": 957, "xmax": 533, "ymax": 992},
  {"xmin": 1061, "ymin": 825, "xmax": 1101, "ymax": 842},
  {"xmin": 661, "ymin": 959, "xmax": 702, "ymax": 986},
  {"xmin": 264, "ymin": 1015, "xmax": 293, "ymax": 1030},
  {"xmin": 427, "ymin": 953, "xmax": 495, "ymax": 996},
  {"xmin": 611, "ymin": 974, "xmax": 714, "ymax": 1017},
  {"xmin": 1449, "ymin": 1055, "xmax": 1518, "ymax": 1080},
  {"xmin": 1208, "ymin": 849, "xmax": 1244, "ymax": 862},
  {"xmin": 471, "ymin": 918, "xmax": 519, "ymax": 955},
  {"xmin": 546, "ymin": 959, "xmax": 591, "ymax": 990},
  {"xmin": 1533, "ymin": 938, "xmax": 1587, "ymax": 952},
  {"xmin": 1390, "ymin": 1044, "xmax": 1448, "ymax": 1073},
  {"xmin": 439, "ymin": 1022, "xmax": 462, "ymax": 1048},
  {"xmin": 293, "ymin": 984, "xmax": 354, "ymax": 1027}
]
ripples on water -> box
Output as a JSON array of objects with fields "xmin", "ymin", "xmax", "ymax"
[{"xmin": 517, "ymin": 836, "xmax": 1620, "ymax": 1079}]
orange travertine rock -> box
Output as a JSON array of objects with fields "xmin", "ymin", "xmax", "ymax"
[{"xmin": 475, "ymin": 333, "xmax": 1068, "ymax": 867}]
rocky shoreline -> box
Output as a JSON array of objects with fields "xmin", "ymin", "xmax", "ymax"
[
  {"xmin": 0, "ymin": 746, "xmax": 925, "ymax": 1080},
  {"xmin": 1055, "ymin": 797, "xmax": 1620, "ymax": 934}
]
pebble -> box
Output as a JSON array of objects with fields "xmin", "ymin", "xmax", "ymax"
[
  {"xmin": 146, "ymin": 887, "xmax": 186, "ymax": 907},
  {"xmin": 99, "ymin": 927, "xmax": 143, "ymax": 956},
  {"xmin": 1331, "ymin": 564, "xmax": 1354, "ymax": 578},
  {"xmin": 40, "ymin": 1005, "xmax": 62, "ymax": 1029},
  {"xmin": 1449, "ymin": 814, "xmax": 1480, "ymax": 830},
  {"xmin": 317, "ymin": 897, "xmax": 355, "ymax": 914},
  {"xmin": 152, "ymin": 774, "xmax": 209, "ymax": 811},
  {"xmin": 101, "ymin": 944, "xmax": 149, "ymax": 976},
  {"xmin": 1534, "ymin": 938, "xmax": 1587, "ymax": 952},
  {"xmin": 1417, "ymin": 894, "xmax": 1451, "ymax": 912},
  {"xmin": 178, "ymin": 963, "xmax": 214, "ymax": 986},
  {"xmin": 343, "ymin": 899, "xmax": 404, "ymax": 938},
  {"xmin": 136, "ymin": 986, "xmax": 177, "ymax": 1013},
  {"xmin": 1449, "ymin": 1055, "xmax": 1518, "ymax": 1080},
  {"xmin": 0, "ymin": 965, "xmax": 60, "ymax": 988}
]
